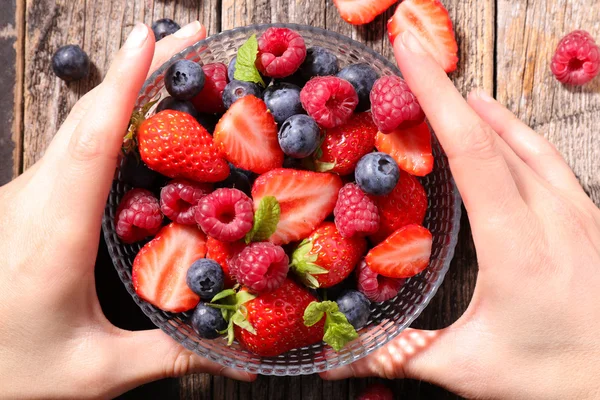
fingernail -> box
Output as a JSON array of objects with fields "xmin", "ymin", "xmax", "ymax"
[
  {"xmin": 174, "ymin": 21, "xmax": 202, "ymax": 38},
  {"xmin": 124, "ymin": 23, "xmax": 148, "ymax": 49},
  {"xmin": 401, "ymin": 31, "xmax": 427, "ymax": 54},
  {"xmin": 477, "ymin": 89, "xmax": 495, "ymax": 102}
]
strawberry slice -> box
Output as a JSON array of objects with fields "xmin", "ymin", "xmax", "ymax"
[
  {"xmin": 132, "ymin": 222, "xmax": 207, "ymax": 313},
  {"xmin": 388, "ymin": 0, "xmax": 459, "ymax": 73},
  {"xmin": 214, "ymin": 95, "xmax": 284, "ymax": 174},
  {"xmin": 333, "ymin": 0, "xmax": 399, "ymax": 25},
  {"xmin": 375, "ymin": 122, "xmax": 433, "ymax": 177},
  {"xmin": 366, "ymin": 224, "xmax": 432, "ymax": 278},
  {"xmin": 252, "ymin": 169, "xmax": 343, "ymax": 245}
]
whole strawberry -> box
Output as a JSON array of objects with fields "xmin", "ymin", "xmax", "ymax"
[
  {"xmin": 291, "ymin": 222, "xmax": 366, "ymax": 288},
  {"xmin": 137, "ymin": 110, "xmax": 230, "ymax": 183},
  {"xmin": 314, "ymin": 112, "xmax": 378, "ymax": 175},
  {"xmin": 233, "ymin": 279, "xmax": 325, "ymax": 357}
]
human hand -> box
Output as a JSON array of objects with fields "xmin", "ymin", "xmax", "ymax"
[
  {"xmin": 321, "ymin": 31, "xmax": 600, "ymax": 400},
  {"xmin": 0, "ymin": 21, "xmax": 254, "ymax": 400}
]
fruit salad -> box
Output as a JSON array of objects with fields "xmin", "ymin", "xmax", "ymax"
[{"xmin": 116, "ymin": 26, "xmax": 435, "ymax": 357}]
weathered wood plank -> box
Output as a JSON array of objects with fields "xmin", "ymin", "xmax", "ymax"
[{"xmin": 496, "ymin": 0, "xmax": 600, "ymax": 205}]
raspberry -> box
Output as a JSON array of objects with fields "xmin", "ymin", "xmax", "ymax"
[
  {"xmin": 300, "ymin": 76, "xmax": 358, "ymax": 128},
  {"xmin": 370, "ymin": 76, "xmax": 425, "ymax": 134},
  {"xmin": 231, "ymin": 242, "xmax": 289, "ymax": 293},
  {"xmin": 192, "ymin": 63, "xmax": 229, "ymax": 114},
  {"xmin": 206, "ymin": 237, "xmax": 246, "ymax": 288},
  {"xmin": 257, "ymin": 27, "xmax": 307, "ymax": 78},
  {"xmin": 115, "ymin": 189, "xmax": 163, "ymax": 244},
  {"xmin": 195, "ymin": 188, "xmax": 254, "ymax": 242},
  {"xmin": 334, "ymin": 183, "xmax": 379, "ymax": 238},
  {"xmin": 160, "ymin": 179, "xmax": 212, "ymax": 225},
  {"xmin": 356, "ymin": 259, "xmax": 405, "ymax": 302},
  {"xmin": 357, "ymin": 383, "xmax": 394, "ymax": 400},
  {"xmin": 551, "ymin": 30, "xmax": 600, "ymax": 86}
]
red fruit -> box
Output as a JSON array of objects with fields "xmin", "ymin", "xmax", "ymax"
[
  {"xmin": 375, "ymin": 122, "xmax": 433, "ymax": 177},
  {"xmin": 231, "ymin": 242, "xmax": 289, "ymax": 293},
  {"xmin": 370, "ymin": 170, "xmax": 427, "ymax": 244},
  {"xmin": 356, "ymin": 259, "xmax": 404, "ymax": 302},
  {"xmin": 388, "ymin": 0, "xmax": 459, "ymax": 73},
  {"xmin": 138, "ymin": 110, "xmax": 229, "ymax": 183},
  {"xmin": 300, "ymin": 76, "xmax": 358, "ymax": 129},
  {"xmin": 334, "ymin": 183, "xmax": 379, "ymax": 238},
  {"xmin": 234, "ymin": 279, "xmax": 325, "ymax": 357},
  {"xmin": 366, "ymin": 224, "xmax": 432, "ymax": 278},
  {"xmin": 195, "ymin": 188, "xmax": 254, "ymax": 242},
  {"xmin": 357, "ymin": 383, "xmax": 394, "ymax": 400},
  {"xmin": 252, "ymin": 169, "xmax": 343, "ymax": 245},
  {"xmin": 115, "ymin": 189, "xmax": 163, "ymax": 244},
  {"xmin": 192, "ymin": 62, "xmax": 228, "ymax": 113},
  {"xmin": 132, "ymin": 223, "xmax": 207, "ymax": 313},
  {"xmin": 206, "ymin": 237, "xmax": 245, "ymax": 288},
  {"xmin": 291, "ymin": 222, "xmax": 366, "ymax": 288},
  {"xmin": 214, "ymin": 96, "xmax": 284, "ymax": 174},
  {"xmin": 315, "ymin": 112, "xmax": 378, "ymax": 175},
  {"xmin": 160, "ymin": 179, "xmax": 212, "ymax": 225},
  {"xmin": 551, "ymin": 30, "xmax": 600, "ymax": 85},
  {"xmin": 333, "ymin": 0, "xmax": 399, "ymax": 25},
  {"xmin": 257, "ymin": 27, "xmax": 307, "ymax": 78},
  {"xmin": 370, "ymin": 75, "xmax": 425, "ymax": 133}
]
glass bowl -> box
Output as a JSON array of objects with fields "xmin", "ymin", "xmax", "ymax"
[{"xmin": 102, "ymin": 23, "xmax": 462, "ymax": 376}]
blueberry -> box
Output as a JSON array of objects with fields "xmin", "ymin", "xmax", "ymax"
[
  {"xmin": 165, "ymin": 59, "xmax": 205, "ymax": 100},
  {"xmin": 337, "ymin": 63, "xmax": 379, "ymax": 112},
  {"xmin": 336, "ymin": 290, "xmax": 371, "ymax": 330},
  {"xmin": 156, "ymin": 96, "xmax": 199, "ymax": 118},
  {"xmin": 355, "ymin": 152, "xmax": 400, "ymax": 196},
  {"xmin": 282, "ymin": 156, "xmax": 304, "ymax": 169},
  {"xmin": 278, "ymin": 115, "xmax": 320, "ymax": 158},
  {"xmin": 222, "ymin": 80, "xmax": 263, "ymax": 109},
  {"xmin": 151, "ymin": 18, "xmax": 181, "ymax": 41},
  {"xmin": 195, "ymin": 113, "xmax": 220, "ymax": 134},
  {"xmin": 120, "ymin": 154, "xmax": 165, "ymax": 191},
  {"xmin": 300, "ymin": 46, "xmax": 339, "ymax": 81},
  {"xmin": 51, "ymin": 45, "xmax": 90, "ymax": 82},
  {"xmin": 190, "ymin": 303, "xmax": 227, "ymax": 339},
  {"xmin": 215, "ymin": 163, "xmax": 252, "ymax": 196},
  {"xmin": 275, "ymin": 70, "xmax": 307, "ymax": 87},
  {"xmin": 186, "ymin": 259, "xmax": 225, "ymax": 301},
  {"xmin": 263, "ymin": 83, "xmax": 305, "ymax": 126}
]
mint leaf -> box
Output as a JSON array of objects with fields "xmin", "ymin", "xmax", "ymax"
[
  {"xmin": 290, "ymin": 238, "xmax": 329, "ymax": 289},
  {"xmin": 245, "ymin": 196, "xmax": 280, "ymax": 243},
  {"xmin": 304, "ymin": 301, "xmax": 337, "ymax": 326},
  {"xmin": 303, "ymin": 301, "xmax": 358, "ymax": 351},
  {"xmin": 234, "ymin": 35, "xmax": 266, "ymax": 87}
]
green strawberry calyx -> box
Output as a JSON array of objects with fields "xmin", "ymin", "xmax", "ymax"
[
  {"xmin": 310, "ymin": 135, "xmax": 336, "ymax": 172},
  {"xmin": 122, "ymin": 99, "xmax": 158, "ymax": 155},
  {"xmin": 303, "ymin": 301, "xmax": 358, "ymax": 352},
  {"xmin": 208, "ymin": 285, "xmax": 257, "ymax": 345},
  {"xmin": 289, "ymin": 237, "xmax": 329, "ymax": 289},
  {"xmin": 234, "ymin": 34, "xmax": 266, "ymax": 87},
  {"xmin": 244, "ymin": 196, "xmax": 280, "ymax": 244}
]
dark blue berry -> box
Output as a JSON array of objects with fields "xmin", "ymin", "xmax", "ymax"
[
  {"xmin": 355, "ymin": 152, "xmax": 400, "ymax": 196},
  {"xmin": 215, "ymin": 163, "xmax": 252, "ymax": 196},
  {"xmin": 337, "ymin": 63, "xmax": 379, "ymax": 112},
  {"xmin": 195, "ymin": 113, "xmax": 220, "ymax": 134},
  {"xmin": 120, "ymin": 154, "xmax": 165, "ymax": 191},
  {"xmin": 190, "ymin": 303, "xmax": 227, "ymax": 339},
  {"xmin": 156, "ymin": 97, "xmax": 199, "ymax": 118},
  {"xmin": 165, "ymin": 59, "xmax": 205, "ymax": 100},
  {"xmin": 186, "ymin": 259, "xmax": 225, "ymax": 301},
  {"xmin": 336, "ymin": 290, "xmax": 371, "ymax": 330},
  {"xmin": 151, "ymin": 19, "xmax": 181, "ymax": 41},
  {"xmin": 222, "ymin": 80, "xmax": 263, "ymax": 109},
  {"xmin": 278, "ymin": 115, "xmax": 320, "ymax": 158},
  {"xmin": 300, "ymin": 46, "xmax": 339, "ymax": 81},
  {"xmin": 282, "ymin": 156, "xmax": 304, "ymax": 169},
  {"xmin": 51, "ymin": 45, "xmax": 90, "ymax": 82},
  {"xmin": 275, "ymin": 70, "xmax": 307, "ymax": 87},
  {"xmin": 263, "ymin": 83, "xmax": 305, "ymax": 126}
]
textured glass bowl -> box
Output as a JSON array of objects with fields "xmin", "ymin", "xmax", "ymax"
[{"xmin": 102, "ymin": 23, "xmax": 462, "ymax": 376}]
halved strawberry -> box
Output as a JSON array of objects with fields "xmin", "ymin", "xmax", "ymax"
[
  {"xmin": 213, "ymin": 95, "xmax": 284, "ymax": 174},
  {"xmin": 388, "ymin": 0, "xmax": 459, "ymax": 73},
  {"xmin": 366, "ymin": 224, "xmax": 432, "ymax": 278},
  {"xmin": 334, "ymin": 0, "xmax": 399, "ymax": 25},
  {"xmin": 375, "ymin": 122, "xmax": 433, "ymax": 177},
  {"xmin": 252, "ymin": 169, "xmax": 343, "ymax": 245},
  {"xmin": 132, "ymin": 222, "xmax": 207, "ymax": 313}
]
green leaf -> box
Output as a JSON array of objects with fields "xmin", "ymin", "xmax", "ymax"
[
  {"xmin": 234, "ymin": 35, "xmax": 266, "ymax": 87},
  {"xmin": 225, "ymin": 319, "xmax": 235, "ymax": 346},
  {"xmin": 236, "ymin": 291, "xmax": 257, "ymax": 306},
  {"xmin": 245, "ymin": 196, "xmax": 280, "ymax": 243},
  {"xmin": 290, "ymin": 238, "xmax": 329, "ymax": 289},
  {"xmin": 211, "ymin": 288, "xmax": 237, "ymax": 303},
  {"xmin": 232, "ymin": 309, "xmax": 256, "ymax": 335},
  {"xmin": 122, "ymin": 99, "xmax": 159, "ymax": 155},
  {"xmin": 303, "ymin": 301, "xmax": 337, "ymax": 327},
  {"xmin": 314, "ymin": 160, "xmax": 336, "ymax": 172},
  {"xmin": 303, "ymin": 301, "xmax": 358, "ymax": 351}
]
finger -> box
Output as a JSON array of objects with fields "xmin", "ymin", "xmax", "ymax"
[
  {"xmin": 467, "ymin": 90, "xmax": 584, "ymax": 194},
  {"xmin": 149, "ymin": 21, "xmax": 207, "ymax": 73},
  {"xmin": 393, "ymin": 32, "xmax": 525, "ymax": 218}
]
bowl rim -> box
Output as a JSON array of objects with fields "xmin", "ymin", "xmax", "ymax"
[{"xmin": 105, "ymin": 22, "xmax": 463, "ymax": 376}]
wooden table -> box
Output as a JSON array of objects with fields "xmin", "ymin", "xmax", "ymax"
[{"xmin": 2, "ymin": 0, "xmax": 599, "ymax": 398}]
